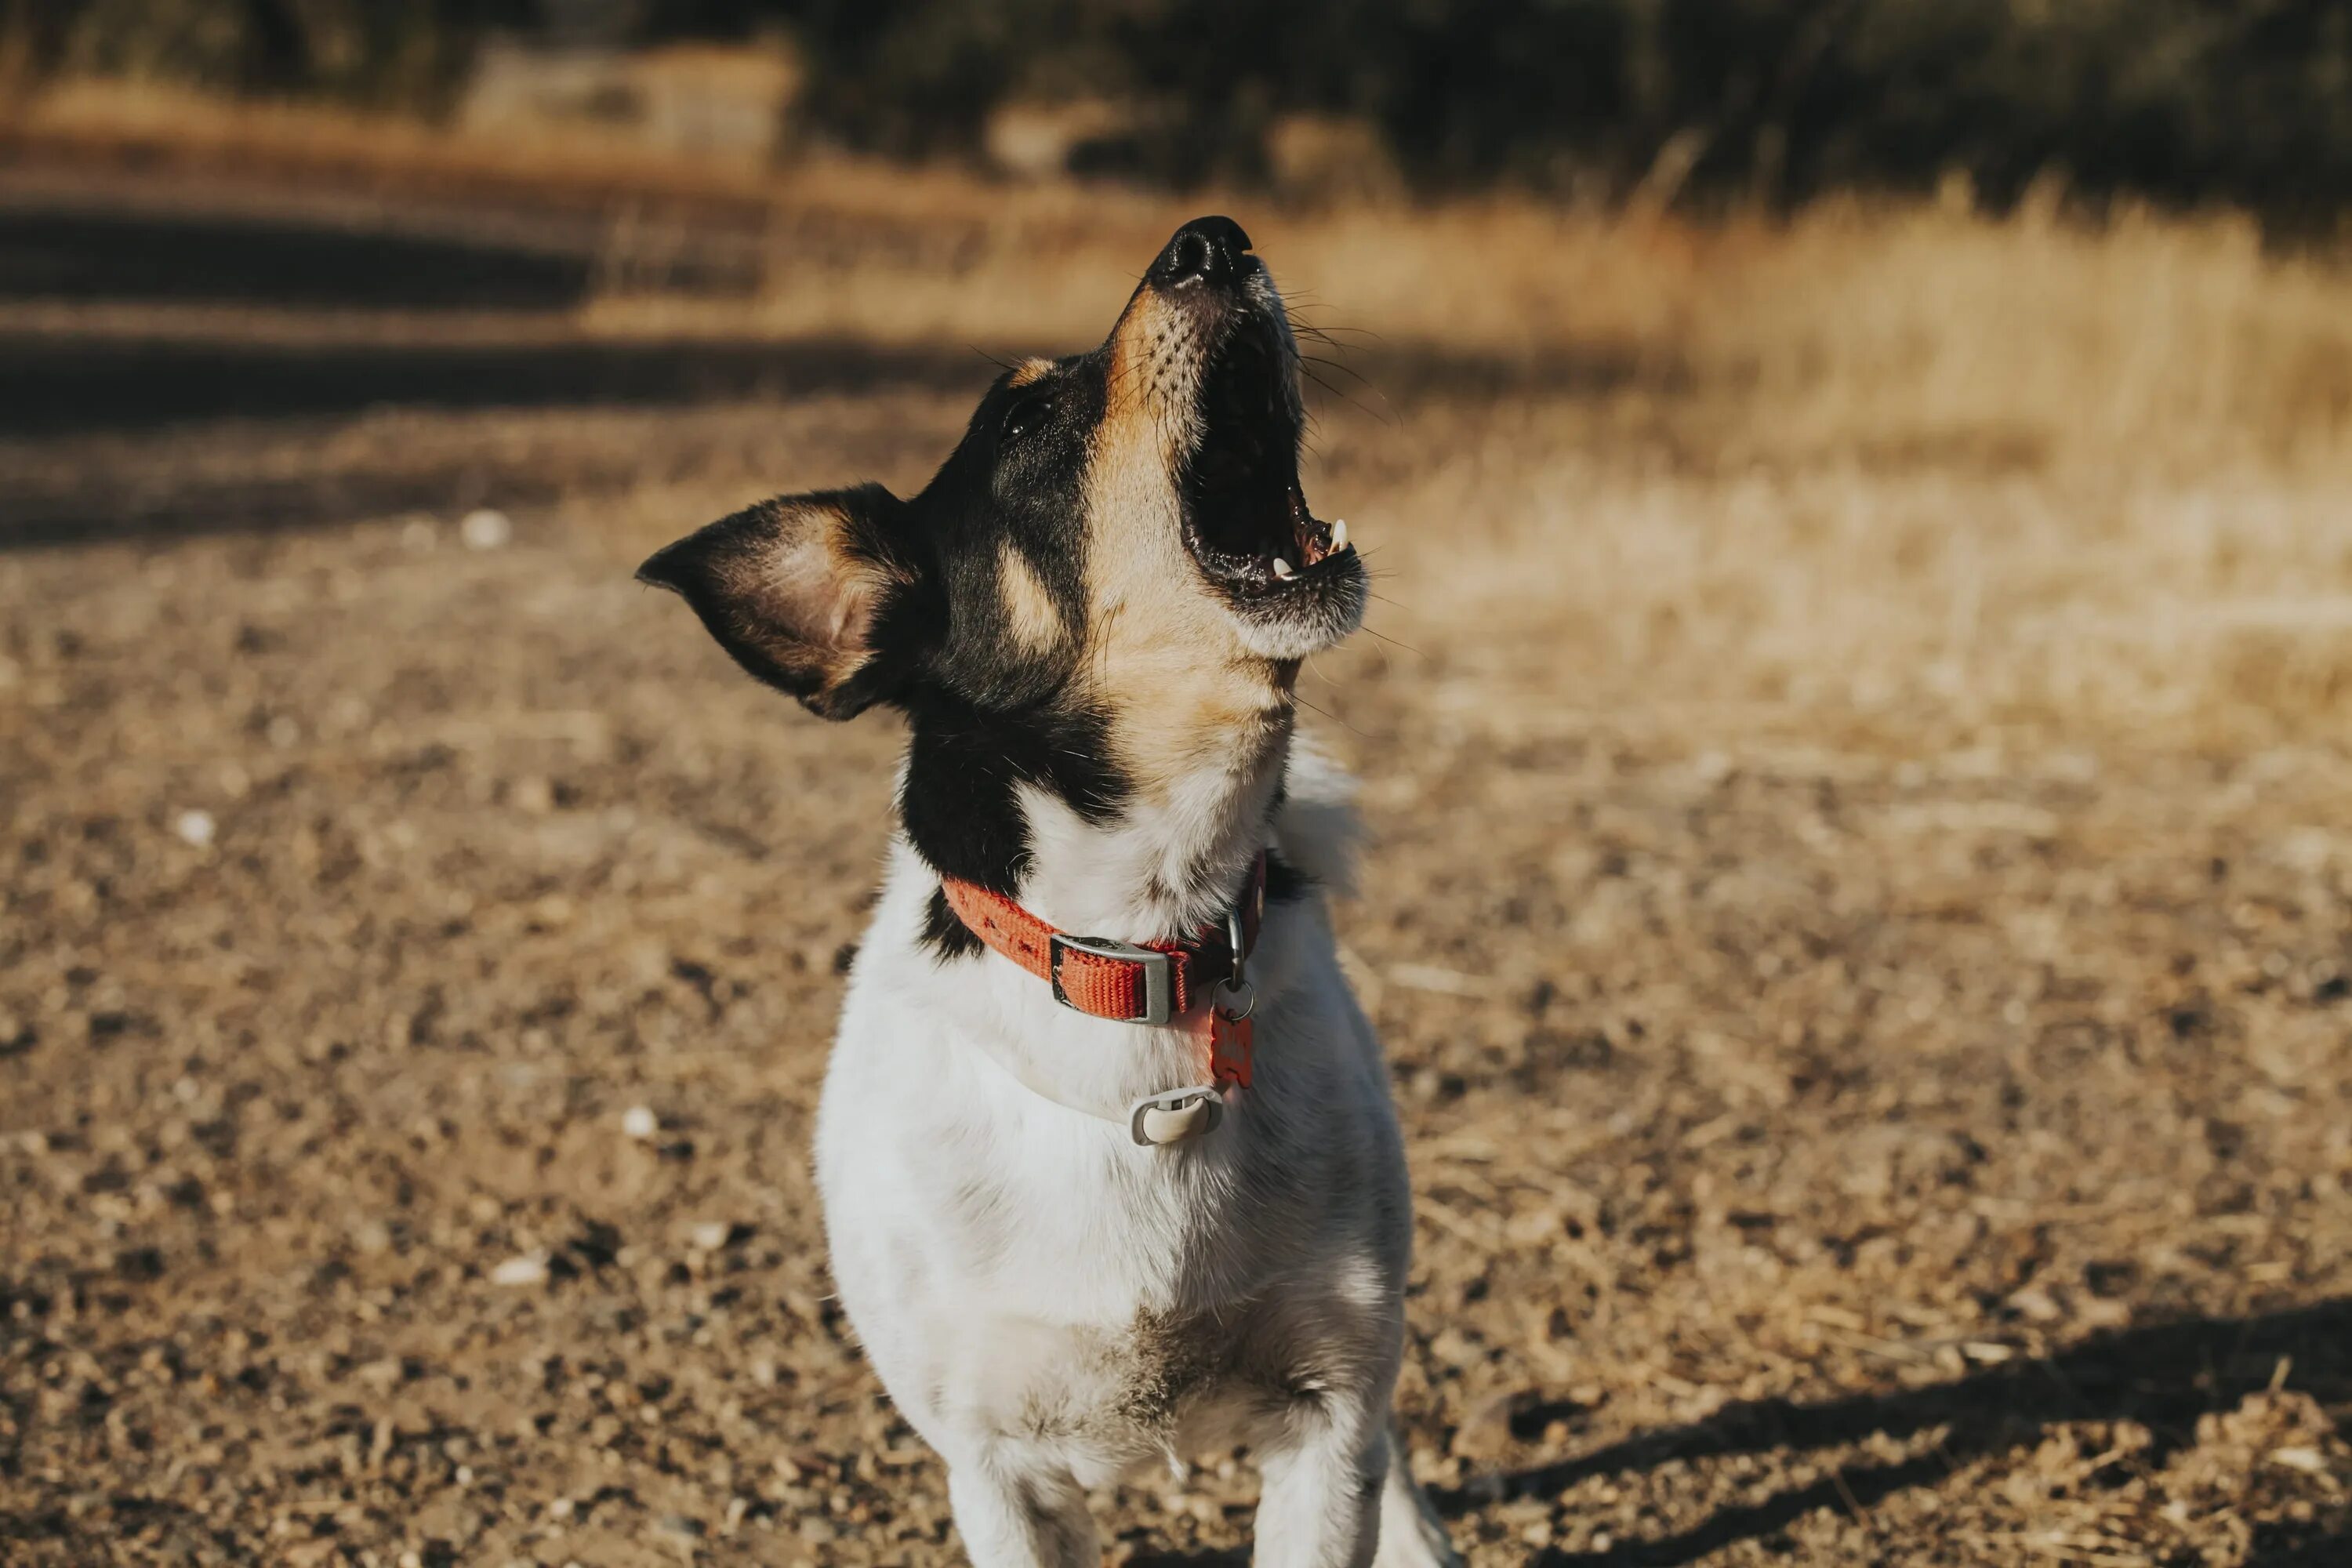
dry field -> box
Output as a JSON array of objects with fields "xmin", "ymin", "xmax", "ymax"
[{"xmin": 5, "ymin": 99, "xmax": 2352, "ymax": 1566}]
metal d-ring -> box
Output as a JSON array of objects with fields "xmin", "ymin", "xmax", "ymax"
[
  {"xmin": 1221, "ymin": 906, "xmax": 1254, "ymax": 1011},
  {"xmin": 1212, "ymin": 977, "xmax": 1256, "ymax": 1022}
]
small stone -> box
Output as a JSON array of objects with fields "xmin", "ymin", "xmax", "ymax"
[
  {"xmin": 621, "ymin": 1106, "xmax": 659, "ymax": 1141},
  {"xmin": 655, "ymin": 1514, "xmax": 706, "ymax": 1540},
  {"xmin": 460, "ymin": 509, "xmax": 513, "ymax": 550},
  {"xmin": 173, "ymin": 809, "xmax": 216, "ymax": 848},
  {"xmin": 797, "ymin": 1516, "xmax": 836, "ymax": 1544},
  {"xmin": 689, "ymin": 1221, "xmax": 734, "ymax": 1253},
  {"xmin": 2005, "ymin": 1285, "xmax": 2064, "ymax": 1322},
  {"xmin": 491, "ymin": 1253, "xmax": 550, "ymax": 1288},
  {"xmin": 548, "ymin": 1497, "xmax": 575, "ymax": 1520}
]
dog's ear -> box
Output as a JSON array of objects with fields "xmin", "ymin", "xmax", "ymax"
[{"xmin": 637, "ymin": 485, "xmax": 916, "ymax": 720}]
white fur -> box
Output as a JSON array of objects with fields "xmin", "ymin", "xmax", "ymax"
[{"xmin": 815, "ymin": 744, "xmax": 1461, "ymax": 1566}]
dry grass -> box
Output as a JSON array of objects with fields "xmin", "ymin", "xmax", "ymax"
[
  {"xmin": 615, "ymin": 191, "xmax": 2352, "ymax": 467},
  {"xmin": 597, "ymin": 194, "xmax": 2352, "ymax": 757}
]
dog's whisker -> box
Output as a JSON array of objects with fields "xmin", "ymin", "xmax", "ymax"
[{"xmin": 1355, "ymin": 622, "xmax": 1424, "ymax": 658}]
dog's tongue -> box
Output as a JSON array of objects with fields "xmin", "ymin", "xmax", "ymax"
[
  {"xmin": 1294, "ymin": 507, "xmax": 1345, "ymax": 568},
  {"xmin": 1290, "ymin": 488, "xmax": 1341, "ymax": 567}
]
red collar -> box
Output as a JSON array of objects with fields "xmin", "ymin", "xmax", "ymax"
[{"xmin": 938, "ymin": 855, "xmax": 1267, "ymax": 1029}]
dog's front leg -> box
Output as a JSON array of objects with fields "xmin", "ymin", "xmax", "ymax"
[
  {"xmin": 946, "ymin": 1457, "xmax": 1098, "ymax": 1568},
  {"xmin": 1251, "ymin": 1398, "xmax": 1388, "ymax": 1568}
]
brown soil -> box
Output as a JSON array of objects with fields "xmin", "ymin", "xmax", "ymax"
[{"xmin": 4, "ymin": 169, "xmax": 2350, "ymax": 1568}]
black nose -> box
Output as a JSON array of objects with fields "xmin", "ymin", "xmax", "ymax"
[{"xmin": 1152, "ymin": 215, "xmax": 1253, "ymax": 287}]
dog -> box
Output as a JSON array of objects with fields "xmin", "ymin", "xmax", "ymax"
[{"xmin": 639, "ymin": 216, "xmax": 1458, "ymax": 1567}]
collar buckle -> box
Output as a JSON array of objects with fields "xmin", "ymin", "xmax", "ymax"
[{"xmin": 1048, "ymin": 933, "xmax": 1174, "ymax": 1025}]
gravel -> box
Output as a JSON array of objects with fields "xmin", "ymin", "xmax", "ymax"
[{"xmin": 5, "ymin": 408, "xmax": 2347, "ymax": 1566}]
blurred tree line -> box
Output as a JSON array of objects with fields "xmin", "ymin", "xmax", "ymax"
[{"xmin": 12, "ymin": 0, "xmax": 2352, "ymax": 223}]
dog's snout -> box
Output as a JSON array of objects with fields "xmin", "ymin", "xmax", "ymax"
[{"xmin": 1152, "ymin": 215, "xmax": 1253, "ymax": 288}]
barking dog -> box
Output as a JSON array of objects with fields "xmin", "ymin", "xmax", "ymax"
[{"xmin": 641, "ymin": 216, "xmax": 1458, "ymax": 1567}]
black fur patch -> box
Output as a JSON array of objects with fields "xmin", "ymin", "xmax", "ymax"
[
  {"xmin": 913, "ymin": 354, "xmax": 1101, "ymax": 711},
  {"xmin": 921, "ymin": 887, "xmax": 984, "ymax": 960},
  {"xmin": 1264, "ymin": 845, "xmax": 1308, "ymax": 904},
  {"xmin": 898, "ymin": 689, "xmax": 1128, "ymax": 897}
]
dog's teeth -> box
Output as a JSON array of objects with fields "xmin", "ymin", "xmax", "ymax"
[
  {"xmin": 1271, "ymin": 557, "xmax": 1295, "ymax": 579},
  {"xmin": 1330, "ymin": 517, "xmax": 1348, "ymax": 552}
]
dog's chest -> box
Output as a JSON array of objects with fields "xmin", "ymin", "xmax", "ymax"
[
  {"xmin": 1001, "ymin": 1304, "xmax": 1251, "ymax": 1458},
  {"xmin": 826, "ymin": 1119, "xmax": 1277, "ymax": 1466},
  {"xmin": 819, "ymin": 1021, "xmax": 1298, "ymax": 1454}
]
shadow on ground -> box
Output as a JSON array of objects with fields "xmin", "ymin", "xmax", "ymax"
[
  {"xmin": 0, "ymin": 205, "xmax": 595, "ymax": 312},
  {"xmin": 0, "ymin": 328, "xmax": 1019, "ymax": 445},
  {"xmin": 1436, "ymin": 1298, "xmax": 2351, "ymax": 1566}
]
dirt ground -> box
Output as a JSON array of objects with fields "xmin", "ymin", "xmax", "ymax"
[{"xmin": 5, "ymin": 164, "xmax": 2351, "ymax": 1567}]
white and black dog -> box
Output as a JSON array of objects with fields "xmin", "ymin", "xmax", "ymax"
[{"xmin": 641, "ymin": 216, "xmax": 1458, "ymax": 1567}]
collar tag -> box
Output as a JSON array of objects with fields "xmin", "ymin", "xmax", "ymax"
[{"xmin": 1129, "ymin": 1086, "xmax": 1223, "ymax": 1145}]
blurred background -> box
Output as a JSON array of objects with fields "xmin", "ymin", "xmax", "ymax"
[{"xmin": 5, "ymin": 5, "xmax": 2352, "ymax": 1566}]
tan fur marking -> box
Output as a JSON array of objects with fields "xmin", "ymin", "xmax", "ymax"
[
  {"xmin": 732, "ymin": 499, "xmax": 910, "ymax": 694},
  {"xmin": 997, "ymin": 540, "xmax": 1065, "ymax": 655},
  {"xmin": 1007, "ymin": 357, "xmax": 1056, "ymax": 388},
  {"xmin": 1101, "ymin": 292, "xmax": 1199, "ymax": 450},
  {"xmin": 1082, "ymin": 286, "xmax": 1289, "ymax": 800}
]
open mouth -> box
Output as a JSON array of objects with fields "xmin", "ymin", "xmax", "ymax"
[{"xmin": 1178, "ymin": 321, "xmax": 1359, "ymax": 601}]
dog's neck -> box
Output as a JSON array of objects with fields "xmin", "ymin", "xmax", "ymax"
[
  {"xmin": 1016, "ymin": 731, "xmax": 1289, "ymax": 942},
  {"xmin": 898, "ymin": 690, "xmax": 1294, "ymax": 944}
]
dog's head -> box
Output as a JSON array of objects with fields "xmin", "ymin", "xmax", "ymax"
[
  {"xmin": 642, "ymin": 217, "xmax": 1362, "ymax": 902},
  {"xmin": 641, "ymin": 215, "xmax": 1361, "ymax": 721}
]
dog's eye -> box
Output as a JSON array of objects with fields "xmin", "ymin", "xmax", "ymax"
[{"xmin": 1000, "ymin": 390, "xmax": 1051, "ymax": 446}]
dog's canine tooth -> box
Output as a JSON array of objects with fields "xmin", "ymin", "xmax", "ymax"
[
  {"xmin": 1330, "ymin": 517, "xmax": 1348, "ymax": 553},
  {"xmin": 1272, "ymin": 557, "xmax": 1295, "ymax": 579}
]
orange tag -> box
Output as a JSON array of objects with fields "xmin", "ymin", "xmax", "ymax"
[{"xmin": 1209, "ymin": 1008, "xmax": 1254, "ymax": 1089}]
